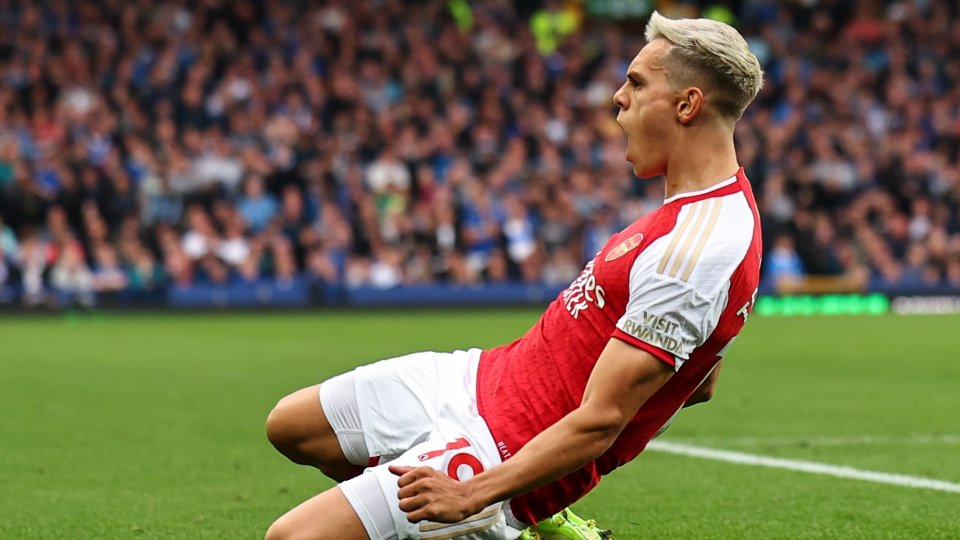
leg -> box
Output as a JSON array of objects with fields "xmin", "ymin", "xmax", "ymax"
[
  {"xmin": 265, "ymin": 486, "xmax": 369, "ymax": 540},
  {"xmin": 266, "ymin": 383, "xmax": 356, "ymax": 481},
  {"xmin": 269, "ymin": 433, "xmax": 518, "ymax": 540},
  {"xmin": 267, "ymin": 349, "xmax": 522, "ymax": 540}
]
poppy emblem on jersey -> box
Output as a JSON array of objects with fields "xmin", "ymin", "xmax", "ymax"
[{"xmin": 605, "ymin": 233, "xmax": 644, "ymax": 261}]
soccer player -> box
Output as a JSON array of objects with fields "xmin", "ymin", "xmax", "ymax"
[{"xmin": 264, "ymin": 12, "xmax": 764, "ymax": 540}]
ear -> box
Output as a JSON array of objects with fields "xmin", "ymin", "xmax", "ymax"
[{"xmin": 676, "ymin": 87, "xmax": 704, "ymax": 124}]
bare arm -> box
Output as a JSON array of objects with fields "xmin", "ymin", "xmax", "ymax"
[
  {"xmin": 683, "ymin": 359, "xmax": 721, "ymax": 408},
  {"xmin": 390, "ymin": 338, "xmax": 674, "ymax": 523}
]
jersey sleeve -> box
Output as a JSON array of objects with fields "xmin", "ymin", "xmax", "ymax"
[{"xmin": 613, "ymin": 195, "xmax": 754, "ymax": 370}]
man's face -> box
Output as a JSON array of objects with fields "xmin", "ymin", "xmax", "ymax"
[{"xmin": 613, "ymin": 39, "xmax": 678, "ymax": 178}]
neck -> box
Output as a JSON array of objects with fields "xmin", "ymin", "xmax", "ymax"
[{"xmin": 661, "ymin": 126, "xmax": 740, "ymax": 200}]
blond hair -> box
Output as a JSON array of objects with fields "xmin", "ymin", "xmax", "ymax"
[{"xmin": 645, "ymin": 11, "xmax": 763, "ymax": 119}]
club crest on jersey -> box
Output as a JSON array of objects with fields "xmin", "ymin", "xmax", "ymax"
[{"xmin": 605, "ymin": 233, "xmax": 644, "ymax": 261}]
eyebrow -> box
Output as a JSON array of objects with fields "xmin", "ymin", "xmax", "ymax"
[{"xmin": 627, "ymin": 70, "xmax": 643, "ymax": 84}]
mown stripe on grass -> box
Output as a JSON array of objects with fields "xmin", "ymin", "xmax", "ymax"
[{"xmin": 647, "ymin": 441, "xmax": 960, "ymax": 493}]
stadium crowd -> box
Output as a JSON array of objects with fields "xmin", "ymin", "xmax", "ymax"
[{"xmin": 0, "ymin": 0, "xmax": 959, "ymax": 306}]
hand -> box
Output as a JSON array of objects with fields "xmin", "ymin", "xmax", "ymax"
[{"xmin": 389, "ymin": 465, "xmax": 482, "ymax": 524}]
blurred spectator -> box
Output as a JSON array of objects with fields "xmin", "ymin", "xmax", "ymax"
[
  {"xmin": 366, "ymin": 147, "xmax": 411, "ymax": 194},
  {"xmin": 0, "ymin": 214, "xmax": 9, "ymax": 294},
  {"xmin": 51, "ymin": 241, "xmax": 94, "ymax": 307},
  {"xmin": 238, "ymin": 175, "xmax": 279, "ymax": 233},
  {"xmin": 91, "ymin": 244, "xmax": 129, "ymax": 293},
  {"xmin": 0, "ymin": 0, "xmax": 956, "ymax": 309},
  {"xmin": 503, "ymin": 196, "xmax": 537, "ymax": 267},
  {"xmin": 461, "ymin": 182, "xmax": 502, "ymax": 274},
  {"xmin": 181, "ymin": 206, "xmax": 218, "ymax": 261},
  {"xmin": 19, "ymin": 233, "xmax": 48, "ymax": 307},
  {"xmin": 123, "ymin": 242, "xmax": 164, "ymax": 293},
  {"xmin": 530, "ymin": 0, "xmax": 581, "ymax": 55},
  {"xmin": 542, "ymin": 247, "xmax": 581, "ymax": 286},
  {"xmin": 767, "ymin": 235, "xmax": 806, "ymax": 288},
  {"xmin": 217, "ymin": 214, "xmax": 252, "ymax": 268},
  {"xmin": 370, "ymin": 246, "xmax": 404, "ymax": 289},
  {"xmin": 0, "ymin": 214, "xmax": 17, "ymax": 265},
  {"xmin": 947, "ymin": 259, "xmax": 960, "ymax": 288}
]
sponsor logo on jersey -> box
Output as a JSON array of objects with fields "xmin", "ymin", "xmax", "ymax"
[
  {"xmin": 621, "ymin": 312, "xmax": 684, "ymax": 355},
  {"xmin": 562, "ymin": 258, "xmax": 606, "ymax": 319},
  {"xmin": 605, "ymin": 233, "xmax": 644, "ymax": 262}
]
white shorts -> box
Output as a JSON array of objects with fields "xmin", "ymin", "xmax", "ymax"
[{"xmin": 319, "ymin": 349, "xmax": 527, "ymax": 540}]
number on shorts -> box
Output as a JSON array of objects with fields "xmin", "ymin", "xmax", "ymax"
[
  {"xmin": 414, "ymin": 437, "xmax": 486, "ymax": 481},
  {"xmin": 447, "ymin": 452, "xmax": 484, "ymax": 481}
]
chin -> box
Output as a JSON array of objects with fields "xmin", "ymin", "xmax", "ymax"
[
  {"xmin": 628, "ymin": 158, "xmax": 647, "ymax": 177},
  {"xmin": 633, "ymin": 165, "xmax": 661, "ymax": 179}
]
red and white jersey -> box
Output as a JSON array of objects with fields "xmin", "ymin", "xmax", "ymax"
[{"xmin": 476, "ymin": 168, "xmax": 762, "ymax": 525}]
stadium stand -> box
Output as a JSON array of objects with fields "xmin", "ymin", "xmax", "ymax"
[{"xmin": 0, "ymin": 0, "xmax": 958, "ymax": 308}]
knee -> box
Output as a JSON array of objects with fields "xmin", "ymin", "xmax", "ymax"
[
  {"xmin": 266, "ymin": 387, "xmax": 340, "ymax": 470},
  {"xmin": 264, "ymin": 518, "xmax": 300, "ymax": 540},
  {"xmin": 264, "ymin": 520, "xmax": 285, "ymax": 540},
  {"xmin": 265, "ymin": 396, "xmax": 298, "ymax": 451}
]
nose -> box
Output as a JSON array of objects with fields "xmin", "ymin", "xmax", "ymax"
[{"xmin": 613, "ymin": 84, "xmax": 628, "ymax": 110}]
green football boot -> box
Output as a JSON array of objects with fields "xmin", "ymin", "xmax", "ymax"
[{"xmin": 519, "ymin": 508, "xmax": 613, "ymax": 540}]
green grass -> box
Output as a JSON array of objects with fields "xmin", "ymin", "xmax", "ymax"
[{"xmin": 0, "ymin": 311, "xmax": 958, "ymax": 539}]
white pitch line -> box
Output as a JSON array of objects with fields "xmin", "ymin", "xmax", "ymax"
[
  {"xmin": 665, "ymin": 434, "xmax": 960, "ymax": 447},
  {"xmin": 646, "ymin": 441, "xmax": 960, "ymax": 494}
]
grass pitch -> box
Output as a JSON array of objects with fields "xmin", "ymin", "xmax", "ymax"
[{"xmin": 0, "ymin": 310, "xmax": 958, "ymax": 539}]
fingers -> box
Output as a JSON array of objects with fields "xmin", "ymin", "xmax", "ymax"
[
  {"xmin": 397, "ymin": 486, "xmax": 435, "ymax": 523},
  {"xmin": 398, "ymin": 472, "xmax": 438, "ymax": 499},
  {"xmin": 407, "ymin": 507, "xmax": 432, "ymax": 523},
  {"xmin": 388, "ymin": 465, "xmax": 415, "ymax": 477},
  {"xmin": 398, "ymin": 493, "xmax": 426, "ymax": 513},
  {"xmin": 392, "ymin": 466, "xmax": 421, "ymax": 489},
  {"xmin": 390, "ymin": 465, "xmax": 468, "ymax": 524},
  {"xmin": 398, "ymin": 496, "xmax": 440, "ymax": 523},
  {"xmin": 394, "ymin": 468, "xmax": 441, "ymax": 521},
  {"xmin": 392, "ymin": 465, "xmax": 439, "ymax": 489}
]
